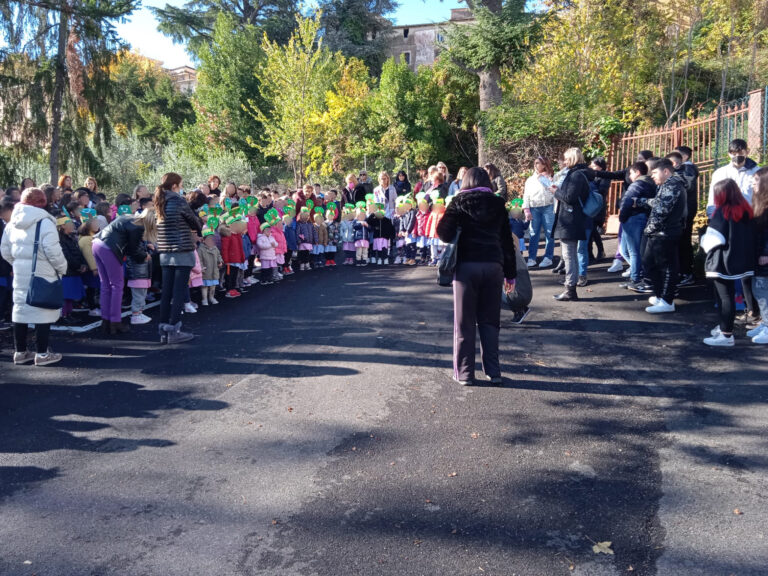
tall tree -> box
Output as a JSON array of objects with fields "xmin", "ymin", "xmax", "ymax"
[
  {"xmin": 319, "ymin": 0, "xmax": 397, "ymax": 75},
  {"xmin": 152, "ymin": 0, "xmax": 298, "ymax": 55},
  {"xmin": 441, "ymin": 0, "xmax": 543, "ymax": 165},
  {"xmin": 247, "ymin": 13, "xmax": 339, "ymax": 186}
]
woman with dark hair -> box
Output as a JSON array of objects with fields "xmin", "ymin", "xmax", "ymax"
[
  {"xmin": 483, "ymin": 163, "xmax": 508, "ymax": 201},
  {"xmin": 701, "ymin": 178, "xmax": 756, "ymax": 347},
  {"xmin": 187, "ymin": 189, "xmax": 208, "ymax": 212},
  {"xmin": 20, "ymin": 178, "xmax": 35, "ymax": 191},
  {"xmin": 437, "ymin": 167, "xmax": 517, "ymax": 386},
  {"xmin": 45, "ymin": 185, "xmax": 63, "ymax": 217},
  {"xmin": 208, "ymin": 175, "xmax": 222, "ymax": 197},
  {"xmin": 154, "ymin": 172, "xmax": 201, "ymax": 344},
  {"xmin": 749, "ymin": 167, "xmax": 768, "ymax": 344},
  {"xmin": 394, "ymin": 170, "xmax": 412, "ymax": 197},
  {"xmin": 523, "ymin": 157, "xmax": 555, "ymax": 268},
  {"xmin": 1, "ymin": 188, "xmax": 67, "ymax": 365}
]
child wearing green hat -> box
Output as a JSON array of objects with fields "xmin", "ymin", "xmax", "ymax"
[
  {"xmin": 256, "ymin": 222, "xmax": 279, "ymax": 285},
  {"xmin": 295, "ymin": 207, "xmax": 316, "ymax": 271},
  {"xmin": 325, "ymin": 206, "xmax": 339, "ymax": 266},
  {"xmin": 340, "ymin": 204, "xmax": 356, "ymax": 265},
  {"xmin": 368, "ymin": 204, "xmax": 395, "ymax": 265},
  {"xmin": 507, "ymin": 198, "xmax": 529, "ymax": 254},
  {"xmin": 399, "ymin": 196, "xmax": 417, "ymax": 265},
  {"xmin": 313, "ymin": 211, "xmax": 328, "ymax": 268},
  {"xmin": 352, "ymin": 209, "xmax": 370, "ymax": 266},
  {"xmin": 198, "ymin": 227, "xmax": 223, "ymax": 305}
]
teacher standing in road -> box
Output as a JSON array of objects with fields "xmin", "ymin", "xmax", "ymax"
[{"xmin": 437, "ymin": 167, "xmax": 517, "ymax": 386}]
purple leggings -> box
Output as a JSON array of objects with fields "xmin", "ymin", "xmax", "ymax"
[{"xmin": 92, "ymin": 239, "xmax": 124, "ymax": 322}]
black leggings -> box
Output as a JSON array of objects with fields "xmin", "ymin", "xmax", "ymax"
[
  {"xmin": 742, "ymin": 277, "xmax": 759, "ymax": 317},
  {"xmin": 589, "ymin": 221, "xmax": 604, "ymax": 256},
  {"xmin": 14, "ymin": 322, "xmax": 51, "ymax": 353},
  {"xmin": 159, "ymin": 265, "xmax": 192, "ymax": 326},
  {"xmin": 713, "ymin": 278, "xmax": 735, "ymax": 334}
]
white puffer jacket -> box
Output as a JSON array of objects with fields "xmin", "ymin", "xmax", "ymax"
[{"xmin": 0, "ymin": 204, "xmax": 67, "ymax": 324}]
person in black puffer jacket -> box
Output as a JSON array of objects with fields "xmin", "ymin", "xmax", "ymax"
[
  {"xmin": 437, "ymin": 167, "xmax": 516, "ymax": 386},
  {"xmin": 618, "ymin": 162, "xmax": 656, "ymax": 287},
  {"xmin": 552, "ymin": 148, "xmax": 591, "ymax": 301},
  {"xmin": 154, "ymin": 172, "xmax": 202, "ymax": 344},
  {"xmin": 93, "ymin": 212, "xmax": 148, "ymax": 334},
  {"xmin": 633, "ymin": 158, "xmax": 688, "ymax": 312}
]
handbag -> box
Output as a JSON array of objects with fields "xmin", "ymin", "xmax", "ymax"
[
  {"xmin": 26, "ymin": 220, "xmax": 63, "ymax": 310},
  {"xmin": 580, "ymin": 182, "xmax": 604, "ymax": 219},
  {"xmin": 437, "ymin": 226, "xmax": 461, "ymax": 287}
]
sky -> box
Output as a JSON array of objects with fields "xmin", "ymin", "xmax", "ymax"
[{"xmin": 115, "ymin": 0, "xmax": 465, "ymax": 69}]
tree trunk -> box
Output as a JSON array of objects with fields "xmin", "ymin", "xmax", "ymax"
[
  {"xmin": 49, "ymin": 4, "xmax": 70, "ymax": 185},
  {"xmin": 477, "ymin": 65, "xmax": 502, "ymax": 166}
]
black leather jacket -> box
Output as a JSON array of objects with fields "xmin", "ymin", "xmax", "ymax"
[
  {"xmin": 156, "ymin": 191, "xmax": 201, "ymax": 253},
  {"xmin": 95, "ymin": 215, "xmax": 147, "ymax": 263}
]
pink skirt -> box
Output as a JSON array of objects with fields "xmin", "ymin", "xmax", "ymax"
[
  {"xmin": 276, "ymin": 254, "xmax": 285, "ymax": 265},
  {"xmin": 261, "ymin": 259, "xmax": 277, "ymax": 269},
  {"xmin": 354, "ymin": 239, "xmax": 369, "ymax": 248},
  {"xmin": 299, "ymin": 242, "xmax": 313, "ymax": 251},
  {"xmin": 373, "ymin": 238, "xmax": 389, "ymax": 250},
  {"xmin": 343, "ymin": 242, "xmax": 355, "ymax": 251}
]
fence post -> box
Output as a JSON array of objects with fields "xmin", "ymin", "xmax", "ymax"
[
  {"xmin": 747, "ymin": 88, "xmax": 766, "ymax": 163},
  {"xmin": 714, "ymin": 104, "xmax": 723, "ymax": 171}
]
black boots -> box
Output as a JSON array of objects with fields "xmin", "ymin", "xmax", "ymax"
[{"xmin": 553, "ymin": 286, "xmax": 578, "ymax": 301}]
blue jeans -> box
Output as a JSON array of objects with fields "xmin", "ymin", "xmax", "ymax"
[
  {"xmin": 528, "ymin": 205, "xmax": 555, "ymax": 261},
  {"xmin": 622, "ymin": 215, "xmax": 647, "ymax": 282},
  {"xmin": 577, "ymin": 225, "xmax": 592, "ymax": 276},
  {"xmin": 753, "ymin": 276, "xmax": 768, "ymax": 326}
]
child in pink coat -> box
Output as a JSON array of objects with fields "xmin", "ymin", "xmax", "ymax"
[{"xmin": 256, "ymin": 222, "xmax": 279, "ymax": 285}]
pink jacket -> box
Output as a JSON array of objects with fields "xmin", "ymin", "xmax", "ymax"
[
  {"xmin": 189, "ymin": 249, "xmax": 203, "ymax": 287},
  {"xmin": 247, "ymin": 215, "xmax": 260, "ymax": 243},
  {"xmin": 271, "ymin": 224, "xmax": 287, "ymax": 255},
  {"xmin": 256, "ymin": 233, "xmax": 278, "ymax": 261}
]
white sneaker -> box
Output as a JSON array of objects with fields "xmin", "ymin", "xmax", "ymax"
[
  {"xmin": 648, "ymin": 296, "xmax": 660, "ymax": 306},
  {"xmin": 209, "ymin": 296, "xmax": 219, "ymax": 305},
  {"xmin": 201, "ymin": 300, "xmax": 209, "ymax": 306},
  {"xmin": 394, "ymin": 257, "xmax": 402, "ymax": 264},
  {"xmin": 377, "ymin": 258, "xmax": 383, "ymax": 265},
  {"xmin": 710, "ymin": 325, "xmax": 722, "ymax": 337},
  {"xmin": 383, "ymin": 259, "xmax": 389, "ymax": 265},
  {"xmin": 13, "ymin": 350, "xmax": 35, "ymax": 365},
  {"xmin": 131, "ymin": 313, "xmax": 152, "ymax": 325},
  {"xmin": 88, "ymin": 308, "xmax": 102, "ymax": 317},
  {"xmin": 753, "ymin": 330, "xmax": 768, "ymax": 344},
  {"xmin": 746, "ymin": 324, "xmax": 767, "ymax": 338},
  {"xmin": 645, "ymin": 299, "xmax": 675, "ymax": 314},
  {"xmin": 607, "ymin": 259, "xmax": 624, "ymax": 273},
  {"xmin": 538, "ymin": 257, "xmax": 553, "ymax": 268},
  {"xmin": 526, "ymin": 258, "xmax": 537, "ymax": 268},
  {"xmin": 703, "ymin": 333, "xmax": 735, "ymax": 347},
  {"xmin": 183, "ymin": 302, "xmax": 197, "ymax": 314},
  {"xmin": 34, "ymin": 351, "xmax": 62, "ymax": 366},
  {"xmin": 622, "ymin": 269, "xmax": 631, "ymax": 278}
]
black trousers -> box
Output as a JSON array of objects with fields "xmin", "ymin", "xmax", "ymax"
[
  {"xmin": 742, "ymin": 277, "xmax": 759, "ymax": 317},
  {"xmin": 452, "ymin": 261, "xmax": 504, "ymax": 381},
  {"xmin": 642, "ymin": 234, "xmax": 679, "ymax": 303},
  {"xmin": 713, "ymin": 278, "xmax": 736, "ymax": 333},
  {"xmin": 14, "ymin": 322, "xmax": 51, "ymax": 353},
  {"xmin": 589, "ymin": 221, "xmax": 604, "ymax": 257},
  {"xmin": 159, "ymin": 265, "xmax": 191, "ymax": 326},
  {"xmin": 678, "ymin": 217, "xmax": 695, "ymax": 276},
  {"xmin": 225, "ymin": 265, "xmax": 239, "ymax": 291}
]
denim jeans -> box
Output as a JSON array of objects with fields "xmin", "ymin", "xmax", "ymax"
[
  {"xmin": 528, "ymin": 205, "xmax": 555, "ymax": 261},
  {"xmin": 622, "ymin": 214, "xmax": 647, "ymax": 282},
  {"xmin": 752, "ymin": 276, "xmax": 768, "ymax": 326},
  {"xmin": 577, "ymin": 226, "xmax": 592, "ymax": 276}
]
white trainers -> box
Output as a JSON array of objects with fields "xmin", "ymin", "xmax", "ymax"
[
  {"xmin": 13, "ymin": 350, "xmax": 35, "ymax": 365},
  {"xmin": 377, "ymin": 258, "xmax": 384, "ymax": 265},
  {"xmin": 183, "ymin": 302, "xmax": 197, "ymax": 314},
  {"xmin": 648, "ymin": 296, "xmax": 659, "ymax": 306},
  {"xmin": 753, "ymin": 330, "xmax": 768, "ymax": 344},
  {"xmin": 394, "ymin": 256, "xmax": 402, "ymax": 264},
  {"xmin": 35, "ymin": 351, "xmax": 62, "ymax": 366},
  {"xmin": 131, "ymin": 313, "xmax": 152, "ymax": 325},
  {"xmin": 645, "ymin": 299, "xmax": 675, "ymax": 314},
  {"xmin": 538, "ymin": 257, "xmax": 553, "ymax": 268},
  {"xmin": 88, "ymin": 308, "xmax": 102, "ymax": 317},
  {"xmin": 209, "ymin": 296, "xmax": 219, "ymax": 305},
  {"xmin": 703, "ymin": 333, "xmax": 735, "ymax": 347},
  {"xmin": 622, "ymin": 269, "xmax": 632, "ymax": 278},
  {"xmin": 746, "ymin": 324, "xmax": 767, "ymax": 338},
  {"xmin": 710, "ymin": 325, "xmax": 722, "ymax": 337},
  {"xmin": 607, "ymin": 259, "xmax": 624, "ymax": 273},
  {"xmin": 383, "ymin": 259, "xmax": 389, "ymax": 265},
  {"xmin": 526, "ymin": 258, "xmax": 537, "ymax": 268},
  {"xmin": 201, "ymin": 300, "xmax": 209, "ymax": 306}
]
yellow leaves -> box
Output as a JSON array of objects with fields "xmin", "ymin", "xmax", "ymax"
[{"xmin": 592, "ymin": 541, "xmax": 614, "ymax": 555}]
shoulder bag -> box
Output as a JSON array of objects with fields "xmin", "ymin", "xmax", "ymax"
[
  {"xmin": 437, "ymin": 226, "xmax": 461, "ymax": 287},
  {"xmin": 26, "ymin": 220, "xmax": 63, "ymax": 309}
]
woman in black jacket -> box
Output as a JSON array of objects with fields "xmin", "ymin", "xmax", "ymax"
[
  {"xmin": 552, "ymin": 148, "xmax": 590, "ymax": 301},
  {"xmin": 154, "ymin": 172, "xmax": 202, "ymax": 344},
  {"xmin": 92, "ymin": 211, "xmax": 148, "ymax": 334},
  {"xmin": 437, "ymin": 167, "xmax": 516, "ymax": 386}
]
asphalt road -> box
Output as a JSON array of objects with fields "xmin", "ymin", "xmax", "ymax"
[{"xmin": 1, "ymin": 240, "xmax": 767, "ymax": 576}]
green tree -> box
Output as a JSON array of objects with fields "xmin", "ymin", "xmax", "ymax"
[
  {"xmin": 247, "ymin": 13, "xmax": 339, "ymax": 186},
  {"xmin": 319, "ymin": 0, "xmax": 397, "ymax": 75}
]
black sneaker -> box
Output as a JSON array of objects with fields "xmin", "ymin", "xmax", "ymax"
[
  {"xmin": 510, "ymin": 306, "xmax": 530, "ymax": 324},
  {"xmin": 629, "ymin": 282, "xmax": 654, "ymax": 294},
  {"xmin": 620, "ymin": 280, "xmax": 644, "ymax": 291},
  {"xmin": 678, "ymin": 274, "xmax": 695, "ymax": 287}
]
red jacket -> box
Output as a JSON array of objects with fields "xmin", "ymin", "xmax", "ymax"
[
  {"xmin": 415, "ymin": 210, "xmax": 429, "ymax": 236},
  {"xmin": 426, "ymin": 210, "xmax": 445, "ymax": 239},
  {"xmin": 221, "ymin": 232, "xmax": 245, "ymax": 264}
]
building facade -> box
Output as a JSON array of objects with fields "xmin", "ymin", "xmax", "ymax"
[
  {"xmin": 165, "ymin": 66, "xmax": 198, "ymax": 94},
  {"xmin": 384, "ymin": 8, "xmax": 473, "ymax": 72}
]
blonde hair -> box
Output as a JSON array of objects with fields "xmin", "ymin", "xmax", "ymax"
[
  {"xmin": 563, "ymin": 147, "xmax": 585, "ymax": 168},
  {"xmin": 427, "ymin": 165, "xmax": 438, "ymax": 176},
  {"xmin": 346, "ymin": 173, "xmax": 358, "ymax": 185},
  {"xmin": 303, "ymin": 183, "xmax": 314, "ymax": 194},
  {"xmin": 378, "ymin": 171, "xmax": 390, "ymax": 186},
  {"xmin": 135, "ymin": 208, "xmax": 158, "ymax": 245}
]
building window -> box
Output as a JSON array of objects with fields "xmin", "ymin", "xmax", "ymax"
[
  {"xmin": 437, "ymin": 33, "xmax": 445, "ymax": 43},
  {"xmin": 403, "ymin": 28, "xmax": 409, "ymax": 39},
  {"xmin": 402, "ymin": 52, "xmax": 411, "ymax": 65}
]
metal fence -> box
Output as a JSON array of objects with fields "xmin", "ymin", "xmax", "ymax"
[{"xmin": 606, "ymin": 87, "xmax": 767, "ymax": 215}]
